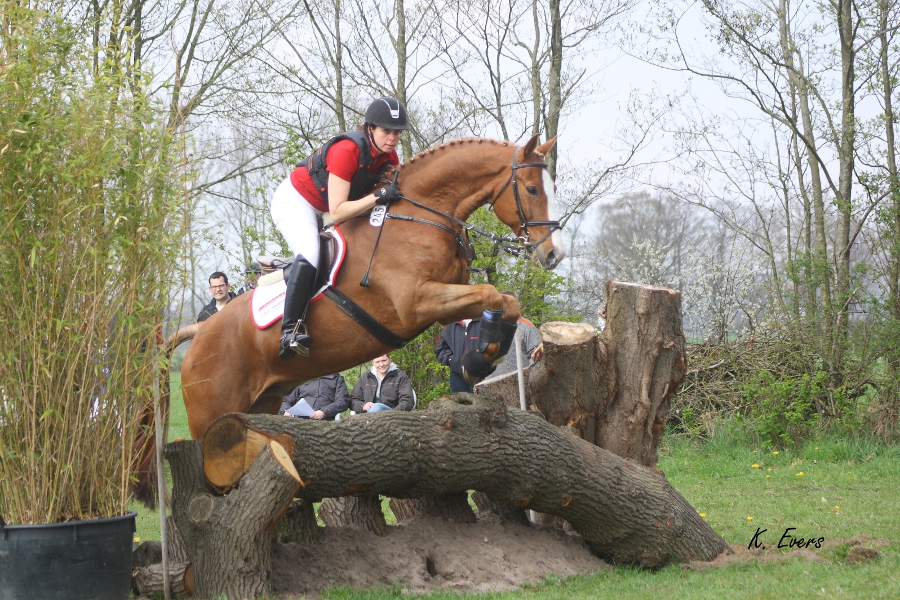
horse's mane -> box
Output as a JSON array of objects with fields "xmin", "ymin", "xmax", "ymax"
[{"xmin": 398, "ymin": 137, "xmax": 518, "ymax": 174}]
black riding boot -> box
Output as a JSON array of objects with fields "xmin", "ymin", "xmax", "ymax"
[{"xmin": 279, "ymin": 257, "xmax": 318, "ymax": 360}]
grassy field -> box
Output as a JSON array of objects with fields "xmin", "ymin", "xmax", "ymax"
[{"xmin": 134, "ymin": 377, "xmax": 900, "ymax": 599}]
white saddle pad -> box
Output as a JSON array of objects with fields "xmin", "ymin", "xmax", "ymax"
[{"xmin": 250, "ymin": 279, "xmax": 287, "ymax": 329}]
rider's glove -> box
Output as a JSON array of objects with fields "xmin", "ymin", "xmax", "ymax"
[{"xmin": 374, "ymin": 184, "xmax": 403, "ymax": 206}]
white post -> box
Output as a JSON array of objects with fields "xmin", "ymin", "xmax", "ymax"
[
  {"xmin": 153, "ymin": 372, "xmax": 170, "ymax": 600},
  {"xmin": 513, "ymin": 326, "xmax": 536, "ymax": 522},
  {"xmin": 514, "ymin": 327, "xmax": 527, "ymax": 412}
]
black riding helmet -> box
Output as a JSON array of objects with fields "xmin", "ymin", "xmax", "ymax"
[{"xmin": 364, "ymin": 97, "xmax": 409, "ymax": 131}]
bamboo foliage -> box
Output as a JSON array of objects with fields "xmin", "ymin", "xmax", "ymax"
[{"xmin": 0, "ymin": 2, "xmax": 183, "ymax": 524}]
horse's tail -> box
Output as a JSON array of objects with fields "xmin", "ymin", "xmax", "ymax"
[{"xmin": 131, "ymin": 323, "xmax": 199, "ymax": 508}]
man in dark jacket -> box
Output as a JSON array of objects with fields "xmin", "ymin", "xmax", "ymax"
[
  {"xmin": 350, "ymin": 354, "xmax": 415, "ymax": 413},
  {"xmin": 434, "ymin": 318, "xmax": 482, "ymax": 393},
  {"xmin": 197, "ymin": 271, "xmax": 236, "ymax": 322},
  {"xmin": 281, "ymin": 374, "xmax": 351, "ymax": 420}
]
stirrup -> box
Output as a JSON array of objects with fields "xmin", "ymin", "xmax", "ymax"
[{"xmin": 279, "ymin": 324, "xmax": 314, "ymax": 360}]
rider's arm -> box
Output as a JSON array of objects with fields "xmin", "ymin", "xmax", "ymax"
[{"xmin": 327, "ymin": 173, "xmax": 378, "ymax": 224}]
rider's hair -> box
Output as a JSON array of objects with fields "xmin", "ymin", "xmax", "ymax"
[{"xmin": 208, "ymin": 271, "xmax": 229, "ymax": 285}]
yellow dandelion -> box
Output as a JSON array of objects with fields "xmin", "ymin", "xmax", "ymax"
[
  {"xmin": 767, "ymin": 467, "xmax": 772, "ymax": 471},
  {"xmin": 766, "ymin": 475, "xmax": 770, "ymax": 478},
  {"xmin": 752, "ymin": 463, "xmax": 759, "ymax": 468},
  {"xmin": 773, "ymin": 451, "xmax": 780, "ymax": 455},
  {"xmin": 134, "ymin": 536, "xmax": 141, "ymax": 543},
  {"xmin": 747, "ymin": 516, "xmax": 754, "ymax": 521},
  {"xmin": 699, "ymin": 513, "xmax": 706, "ymax": 518},
  {"xmin": 815, "ymin": 447, "xmax": 819, "ymax": 450},
  {"xmin": 835, "ymin": 506, "xmax": 840, "ymax": 510},
  {"xmin": 796, "ymin": 472, "xmax": 804, "ymax": 476}
]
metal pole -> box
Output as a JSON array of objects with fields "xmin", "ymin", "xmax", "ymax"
[
  {"xmin": 513, "ymin": 326, "xmax": 536, "ymax": 523},
  {"xmin": 153, "ymin": 372, "xmax": 170, "ymax": 600},
  {"xmin": 514, "ymin": 327, "xmax": 527, "ymax": 411}
]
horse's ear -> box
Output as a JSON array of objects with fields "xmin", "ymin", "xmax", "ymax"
[
  {"xmin": 519, "ymin": 134, "xmax": 540, "ymax": 159},
  {"xmin": 536, "ymin": 135, "xmax": 558, "ymax": 156}
]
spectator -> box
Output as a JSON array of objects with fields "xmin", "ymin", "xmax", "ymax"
[
  {"xmin": 281, "ymin": 374, "xmax": 351, "ymax": 421},
  {"xmin": 435, "ymin": 318, "xmax": 482, "ymax": 393},
  {"xmin": 350, "ymin": 354, "xmax": 415, "ymax": 413},
  {"xmin": 236, "ymin": 261, "xmax": 262, "ymax": 295},
  {"xmin": 197, "ymin": 271, "xmax": 236, "ymax": 322}
]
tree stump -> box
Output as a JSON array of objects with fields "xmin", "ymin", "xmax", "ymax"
[
  {"xmin": 201, "ymin": 395, "xmax": 729, "ymax": 567},
  {"xmin": 477, "ymin": 281, "xmax": 686, "ymax": 469},
  {"xmin": 165, "ymin": 438, "xmax": 301, "ymax": 599}
]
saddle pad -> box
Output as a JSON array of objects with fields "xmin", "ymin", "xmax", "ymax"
[
  {"xmin": 250, "ymin": 226, "xmax": 347, "ymax": 330},
  {"xmin": 250, "ymin": 279, "xmax": 287, "ymax": 329}
]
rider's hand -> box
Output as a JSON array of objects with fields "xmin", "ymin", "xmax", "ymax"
[{"xmin": 374, "ymin": 183, "xmax": 402, "ymax": 205}]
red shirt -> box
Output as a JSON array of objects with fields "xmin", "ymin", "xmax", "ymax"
[{"xmin": 290, "ymin": 139, "xmax": 399, "ymax": 212}]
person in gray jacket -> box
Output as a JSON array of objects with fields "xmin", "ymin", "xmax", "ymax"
[
  {"xmin": 350, "ymin": 354, "xmax": 415, "ymax": 413},
  {"xmin": 281, "ymin": 374, "xmax": 350, "ymax": 420}
]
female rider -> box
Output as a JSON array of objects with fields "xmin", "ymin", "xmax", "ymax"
[{"xmin": 270, "ymin": 97, "xmax": 407, "ymax": 359}]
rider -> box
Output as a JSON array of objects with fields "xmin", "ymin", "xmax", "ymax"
[{"xmin": 270, "ymin": 97, "xmax": 407, "ymax": 359}]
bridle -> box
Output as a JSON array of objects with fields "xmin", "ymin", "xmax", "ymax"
[
  {"xmin": 376, "ymin": 144, "xmax": 562, "ymax": 261},
  {"xmin": 486, "ymin": 148, "xmax": 562, "ymax": 247}
]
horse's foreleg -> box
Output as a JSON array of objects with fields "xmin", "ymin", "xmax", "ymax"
[
  {"xmin": 413, "ymin": 282, "xmax": 520, "ymax": 326},
  {"xmin": 414, "ymin": 282, "xmax": 521, "ymax": 385}
]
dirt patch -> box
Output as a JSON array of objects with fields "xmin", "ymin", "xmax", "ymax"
[{"xmin": 269, "ymin": 515, "xmax": 608, "ymax": 597}]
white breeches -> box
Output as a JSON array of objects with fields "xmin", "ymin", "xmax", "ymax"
[{"xmin": 270, "ymin": 177, "xmax": 324, "ymax": 266}]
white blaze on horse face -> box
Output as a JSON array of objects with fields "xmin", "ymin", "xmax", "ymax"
[{"xmin": 542, "ymin": 170, "xmax": 566, "ymax": 262}]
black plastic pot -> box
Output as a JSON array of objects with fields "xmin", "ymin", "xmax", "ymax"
[{"xmin": 0, "ymin": 510, "xmax": 136, "ymax": 600}]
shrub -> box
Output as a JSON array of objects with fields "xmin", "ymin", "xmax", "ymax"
[{"xmin": 0, "ymin": 4, "xmax": 182, "ymax": 523}]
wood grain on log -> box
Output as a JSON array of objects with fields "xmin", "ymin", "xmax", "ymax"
[{"xmin": 202, "ymin": 396, "xmax": 729, "ymax": 567}]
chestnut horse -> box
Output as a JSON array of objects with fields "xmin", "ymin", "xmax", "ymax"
[{"xmin": 133, "ymin": 134, "xmax": 563, "ymax": 504}]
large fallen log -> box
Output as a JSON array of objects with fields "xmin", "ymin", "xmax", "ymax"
[{"xmin": 202, "ymin": 394, "xmax": 729, "ymax": 567}]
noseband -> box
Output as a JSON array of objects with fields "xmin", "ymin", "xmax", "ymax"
[{"xmin": 487, "ymin": 147, "xmax": 562, "ymax": 247}]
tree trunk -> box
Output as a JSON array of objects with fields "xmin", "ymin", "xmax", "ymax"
[
  {"xmin": 202, "ymin": 395, "xmax": 730, "ymax": 567},
  {"xmin": 319, "ymin": 496, "xmax": 389, "ymax": 535},
  {"xmin": 478, "ymin": 281, "xmax": 686, "ymax": 469},
  {"xmin": 165, "ymin": 438, "xmax": 301, "ymax": 599}
]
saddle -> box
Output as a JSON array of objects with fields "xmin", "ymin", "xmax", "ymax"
[
  {"xmin": 256, "ymin": 229, "xmax": 342, "ymax": 292},
  {"xmin": 251, "ymin": 226, "xmax": 416, "ymax": 348}
]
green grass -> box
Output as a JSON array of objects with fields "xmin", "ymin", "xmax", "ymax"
[{"xmin": 133, "ymin": 391, "xmax": 900, "ymax": 598}]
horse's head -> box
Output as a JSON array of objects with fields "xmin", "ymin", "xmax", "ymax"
[{"xmin": 490, "ymin": 135, "xmax": 565, "ymax": 270}]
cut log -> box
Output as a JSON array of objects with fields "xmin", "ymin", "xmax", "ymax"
[
  {"xmin": 319, "ymin": 496, "xmax": 389, "ymax": 536},
  {"xmin": 202, "ymin": 396, "xmax": 730, "ymax": 567},
  {"xmin": 165, "ymin": 438, "xmax": 301, "ymax": 599},
  {"xmin": 477, "ymin": 282, "xmax": 686, "ymax": 469},
  {"xmin": 389, "ymin": 493, "xmax": 477, "ymax": 524}
]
